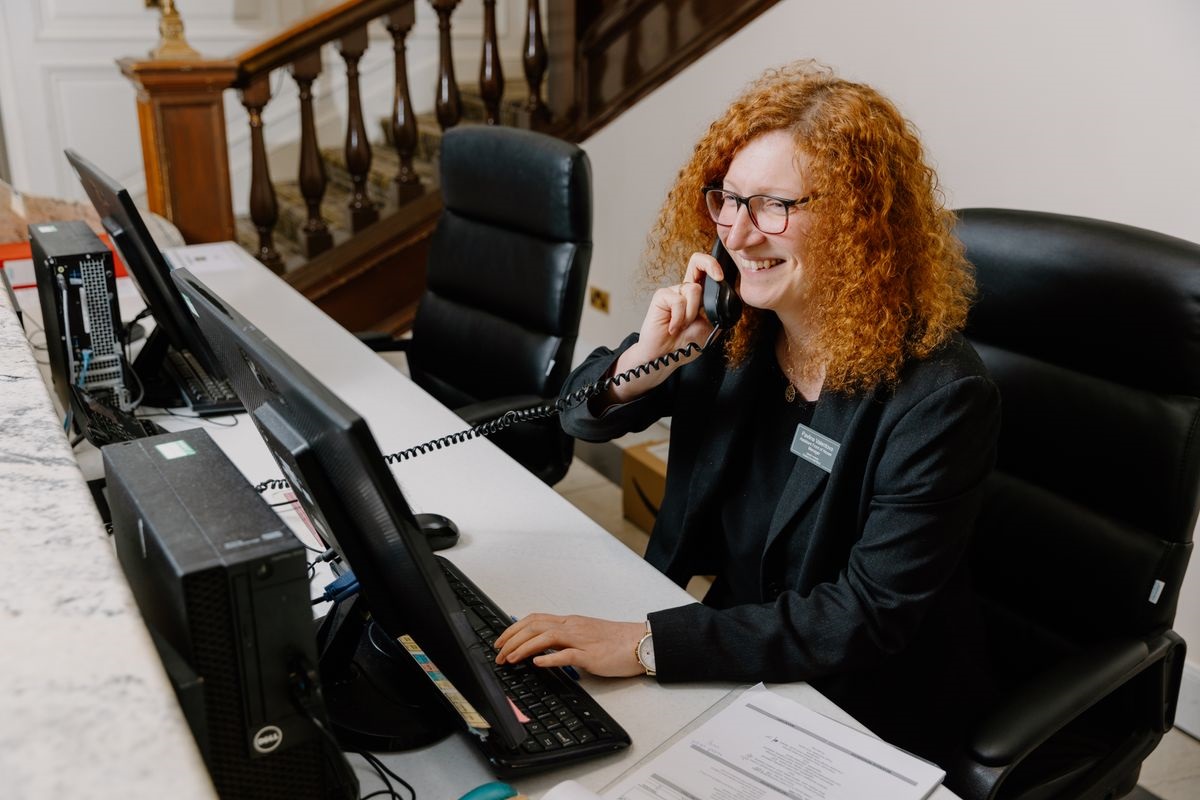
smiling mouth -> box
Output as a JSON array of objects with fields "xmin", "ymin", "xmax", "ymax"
[{"xmin": 738, "ymin": 257, "xmax": 784, "ymax": 272}]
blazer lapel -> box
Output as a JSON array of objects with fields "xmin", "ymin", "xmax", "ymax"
[{"xmin": 764, "ymin": 390, "xmax": 860, "ymax": 551}]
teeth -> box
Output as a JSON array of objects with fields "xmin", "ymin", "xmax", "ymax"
[{"xmin": 739, "ymin": 258, "xmax": 783, "ymax": 271}]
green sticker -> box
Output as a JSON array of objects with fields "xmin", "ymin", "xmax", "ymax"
[{"xmin": 155, "ymin": 440, "xmax": 197, "ymax": 460}]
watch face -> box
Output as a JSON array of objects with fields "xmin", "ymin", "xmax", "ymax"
[{"xmin": 638, "ymin": 633, "xmax": 656, "ymax": 672}]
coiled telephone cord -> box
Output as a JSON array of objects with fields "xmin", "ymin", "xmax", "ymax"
[{"xmin": 255, "ymin": 328, "xmax": 721, "ymax": 493}]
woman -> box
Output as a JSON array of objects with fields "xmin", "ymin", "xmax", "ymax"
[{"xmin": 495, "ymin": 61, "xmax": 999, "ymax": 763}]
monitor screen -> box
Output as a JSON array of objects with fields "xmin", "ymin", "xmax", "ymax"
[
  {"xmin": 64, "ymin": 149, "xmax": 229, "ymax": 398},
  {"xmin": 170, "ymin": 266, "xmax": 527, "ymax": 752}
]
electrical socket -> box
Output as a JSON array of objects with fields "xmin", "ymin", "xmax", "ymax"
[{"xmin": 589, "ymin": 286, "xmax": 610, "ymax": 313}]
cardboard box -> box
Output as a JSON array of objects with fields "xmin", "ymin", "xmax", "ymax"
[{"xmin": 621, "ymin": 440, "xmax": 669, "ymax": 533}]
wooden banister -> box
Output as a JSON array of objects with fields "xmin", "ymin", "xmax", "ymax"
[
  {"xmin": 120, "ymin": 0, "xmax": 779, "ymax": 334},
  {"xmin": 572, "ymin": 0, "xmax": 783, "ymax": 140},
  {"xmin": 231, "ymin": 0, "xmax": 404, "ymax": 87}
]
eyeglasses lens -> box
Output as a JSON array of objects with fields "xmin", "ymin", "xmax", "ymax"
[{"xmin": 704, "ymin": 190, "xmax": 789, "ymax": 234}]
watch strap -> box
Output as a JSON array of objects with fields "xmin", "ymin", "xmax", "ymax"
[{"xmin": 635, "ymin": 620, "xmax": 656, "ymax": 676}]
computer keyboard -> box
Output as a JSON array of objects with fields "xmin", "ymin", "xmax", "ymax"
[
  {"xmin": 70, "ymin": 385, "xmax": 167, "ymax": 447},
  {"xmin": 436, "ymin": 557, "xmax": 631, "ymax": 775},
  {"xmin": 165, "ymin": 349, "xmax": 242, "ymax": 415}
]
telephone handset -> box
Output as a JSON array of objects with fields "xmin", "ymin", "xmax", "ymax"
[{"xmin": 703, "ymin": 238, "xmax": 743, "ymax": 329}]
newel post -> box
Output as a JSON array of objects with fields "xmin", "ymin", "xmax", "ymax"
[{"xmin": 118, "ymin": 57, "xmax": 237, "ymax": 244}]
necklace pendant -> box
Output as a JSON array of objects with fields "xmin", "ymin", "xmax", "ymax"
[{"xmin": 784, "ymin": 383, "xmax": 797, "ymax": 403}]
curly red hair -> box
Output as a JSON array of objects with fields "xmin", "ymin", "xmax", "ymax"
[{"xmin": 645, "ymin": 61, "xmax": 974, "ymax": 393}]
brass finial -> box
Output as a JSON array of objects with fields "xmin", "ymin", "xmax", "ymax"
[{"xmin": 145, "ymin": 0, "xmax": 201, "ymax": 60}]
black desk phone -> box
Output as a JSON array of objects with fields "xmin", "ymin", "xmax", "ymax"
[{"xmin": 703, "ymin": 238, "xmax": 743, "ymax": 329}]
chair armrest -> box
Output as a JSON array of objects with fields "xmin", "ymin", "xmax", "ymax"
[
  {"xmin": 356, "ymin": 331, "xmax": 411, "ymax": 352},
  {"xmin": 455, "ymin": 395, "xmax": 549, "ymax": 427},
  {"xmin": 970, "ymin": 638, "xmax": 1157, "ymax": 765}
]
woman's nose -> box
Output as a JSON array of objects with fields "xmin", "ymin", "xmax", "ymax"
[{"xmin": 722, "ymin": 204, "xmax": 764, "ymax": 250}]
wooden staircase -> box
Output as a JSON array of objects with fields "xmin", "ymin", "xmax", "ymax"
[
  {"xmin": 121, "ymin": 0, "xmax": 783, "ymax": 336},
  {"xmin": 235, "ymin": 87, "xmax": 518, "ymax": 332}
]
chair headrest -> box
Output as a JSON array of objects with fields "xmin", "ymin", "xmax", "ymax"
[
  {"xmin": 439, "ymin": 125, "xmax": 592, "ymax": 243},
  {"xmin": 956, "ymin": 208, "xmax": 1200, "ymax": 396}
]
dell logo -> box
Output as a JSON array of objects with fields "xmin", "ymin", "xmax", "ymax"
[{"xmin": 252, "ymin": 725, "xmax": 283, "ymax": 754}]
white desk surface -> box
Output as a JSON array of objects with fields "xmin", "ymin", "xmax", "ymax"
[{"xmin": 2, "ymin": 243, "xmax": 960, "ymax": 800}]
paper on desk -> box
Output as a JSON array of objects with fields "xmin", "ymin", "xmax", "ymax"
[
  {"xmin": 542, "ymin": 781, "xmax": 603, "ymax": 800},
  {"xmin": 599, "ymin": 683, "xmax": 944, "ymax": 800}
]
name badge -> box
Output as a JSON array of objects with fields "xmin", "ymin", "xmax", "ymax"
[{"xmin": 790, "ymin": 423, "xmax": 840, "ymax": 473}]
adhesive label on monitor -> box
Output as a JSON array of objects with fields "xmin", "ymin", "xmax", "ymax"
[
  {"xmin": 1149, "ymin": 579, "xmax": 1165, "ymax": 604},
  {"xmin": 155, "ymin": 440, "xmax": 197, "ymax": 460},
  {"xmin": 398, "ymin": 634, "xmax": 491, "ymax": 730}
]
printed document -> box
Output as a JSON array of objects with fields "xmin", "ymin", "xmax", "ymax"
[{"xmin": 600, "ymin": 683, "xmax": 945, "ymax": 800}]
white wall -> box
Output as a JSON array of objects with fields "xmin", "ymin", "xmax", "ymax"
[{"xmin": 578, "ymin": 0, "xmax": 1200, "ymax": 736}]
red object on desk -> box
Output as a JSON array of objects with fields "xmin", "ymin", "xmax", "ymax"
[{"xmin": 0, "ymin": 234, "xmax": 129, "ymax": 289}]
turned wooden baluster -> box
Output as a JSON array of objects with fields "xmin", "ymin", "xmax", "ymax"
[
  {"xmin": 522, "ymin": 0, "xmax": 550, "ymax": 128},
  {"xmin": 339, "ymin": 27, "xmax": 379, "ymax": 232},
  {"xmin": 431, "ymin": 0, "xmax": 462, "ymax": 130},
  {"xmin": 290, "ymin": 51, "xmax": 333, "ymax": 258},
  {"xmin": 240, "ymin": 75, "xmax": 283, "ymax": 274},
  {"xmin": 386, "ymin": 6, "xmax": 422, "ymax": 204},
  {"xmin": 479, "ymin": 0, "xmax": 503, "ymax": 125}
]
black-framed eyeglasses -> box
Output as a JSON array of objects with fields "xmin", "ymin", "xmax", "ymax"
[{"xmin": 702, "ymin": 187, "xmax": 813, "ymax": 234}]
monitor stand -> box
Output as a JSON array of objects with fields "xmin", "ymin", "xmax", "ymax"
[
  {"xmin": 315, "ymin": 594, "xmax": 457, "ymax": 752},
  {"xmin": 131, "ymin": 325, "xmax": 186, "ymax": 409}
]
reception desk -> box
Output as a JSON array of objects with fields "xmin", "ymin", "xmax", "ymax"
[
  {"xmin": 0, "ymin": 263, "xmax": 215, "ymax": 797},
  {"xmin": 0, "ymin": 244, "xmax": 959, "ymax": 799}
]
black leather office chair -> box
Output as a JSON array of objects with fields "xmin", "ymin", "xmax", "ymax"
[
  {"xmin": 368, "ymin": 125, "xmax": 592, "ymax": 486},
  {"xmin": 949, "ymin": 208, "xmax": 1199, "ymax": 800}
]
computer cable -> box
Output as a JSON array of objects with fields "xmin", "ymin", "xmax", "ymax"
[
  {"xmin": 158, "ymin": 406, "xmax": 240, "ymax": 426},
  {"xmin": 286, "ymin": 656, "xmax": 362, "ymax": 800},
  {"xmin": 356, "ymin": 750, "xmax": 415, "ymax": 800},
  {"xmin": 312, "ymin": 570, "xmax": 359, "ymax": 606}
]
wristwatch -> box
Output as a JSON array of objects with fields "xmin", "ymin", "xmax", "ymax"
[{"xmin": 635, "ymin": 620, "xmax": 656, "ymax": 676}]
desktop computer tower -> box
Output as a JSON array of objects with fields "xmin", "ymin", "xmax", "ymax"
[
  {"xmin": 105, "ymin": 427, "xmax": 356, "ymax": 800},
  {"xmin": 29, "ymin": 219, "xmax": 130, "ymax": 412}
]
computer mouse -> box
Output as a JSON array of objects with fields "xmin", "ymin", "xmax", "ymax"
[{"xmin": 414, "ymin": 512, "xmax": 460, "ymax": 551}]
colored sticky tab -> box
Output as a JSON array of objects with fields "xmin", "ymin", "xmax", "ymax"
[
  {"xmin": 507, "ymin": 697, "xmax": 530, "ymax": 724},
  {"xmin": 790, "ymin": 423, "xmax": 840, "ymax": 473},
  {"xmin": 398, "ymin": 634, "xmax": 490, "ymax": 729}
]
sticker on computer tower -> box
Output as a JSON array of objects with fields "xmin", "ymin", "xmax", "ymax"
[{"xmin": 155, "ymin": 440, "xmax": 197, "ymax": 460}]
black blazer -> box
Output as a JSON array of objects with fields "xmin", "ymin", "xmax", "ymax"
[{"xmin": 561, "ymin": 331, "xmax": 1001, "ymax": 761}]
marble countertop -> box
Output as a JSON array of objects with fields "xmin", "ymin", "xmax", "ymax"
[{"xmin": 0, "ymin": 282, "xmax": 214, "ymax": 797}]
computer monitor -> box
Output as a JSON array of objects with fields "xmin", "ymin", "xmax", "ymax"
[
  {"xmin": 64, "ymin": 149, "xmax": 239, "ymax": 415},
  {"xmin": 170, "ymin": 266, "xmax": 528, "ymax": 753}
]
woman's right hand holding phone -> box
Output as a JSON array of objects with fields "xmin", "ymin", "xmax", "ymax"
[{"xmin": 606, "ymin": 250, "xmax": 728, "ymax": 404}]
